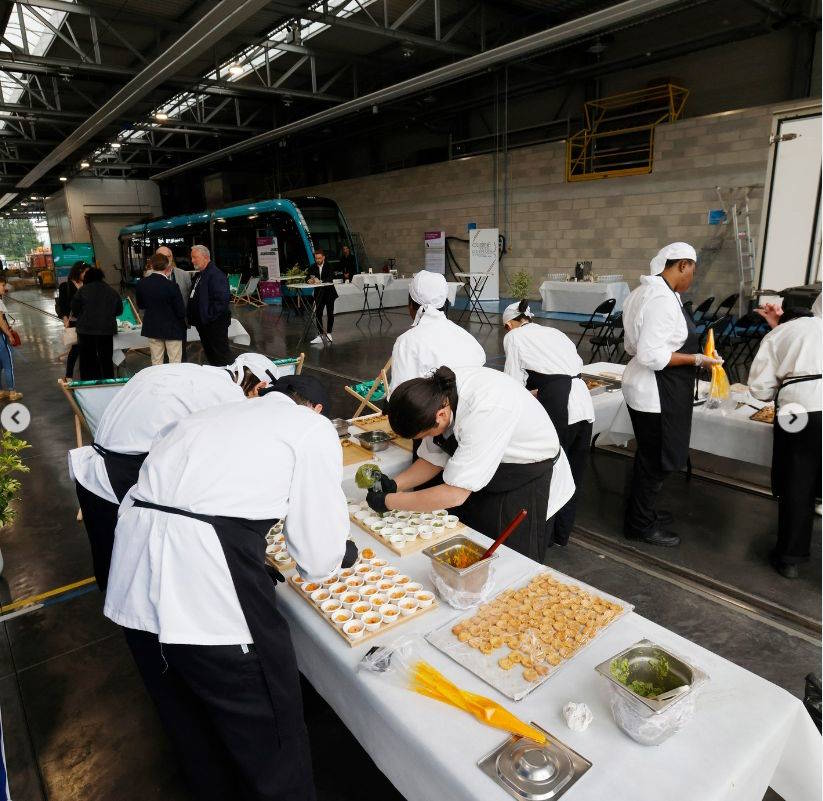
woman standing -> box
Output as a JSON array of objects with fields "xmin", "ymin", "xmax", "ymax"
[
  {"xmin": 71, "ymin": 267, "xmax": 123, "ymax": 380},
  {"xmin": 621, "ymin": 243, "xmax": 721, "ymax": 547},
  {"xmin": 55, "ymin": 261, "xmax": 88, "ymax": 379},
  {"xmin": 502, "ymin": 300, "xmax": 594, "ymax": 546},
  {"xmin": 368, "ymin": 366, "xmax": 574, "ymax": 562}
]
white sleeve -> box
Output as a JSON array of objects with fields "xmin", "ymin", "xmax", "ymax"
[
  {"xmin": 503, "ymin": 334, "xmax": 527, "ymax": 386},
  {"xmin": 389, "ymin": 336, "xmax": 416, "ymax": 393},
  {"xmin": 416, "ymin": 436, "xmax": 449, "ymax": 469},
  {"xmin": 285, "ymin": 421, "xmax": 349, "ymax": 580},
  {"xmin": 747, "ymin": 331, "xmax": 780, "ymax": 402},
  {"xmin": 443, "ymin": 405, "xmax": 518, "ymax": 492},
  {"xmin": 634, "ymin": 301, "xmax": 682, "ymax": 372}
]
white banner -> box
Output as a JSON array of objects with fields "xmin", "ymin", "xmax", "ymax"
[
  {"xmin": 469, "ymin": 228, "xmax": 499, "ymax": 300},
  {"xmin": 256, "ymin": 236, "xmax": 280, "ymax": 281},
  {"xmin": 424, "ymin": 230, "xmax": 446, "ymax": 274}
]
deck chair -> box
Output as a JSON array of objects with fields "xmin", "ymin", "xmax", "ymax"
[
  {"xmin": 273, "ymin": 353, "xmax": 305, "ymax": 376},
  {"xmin": 234, "ymin": 276, "xmax": 264, "ymax": 307},
  {"xmin": 345, "ymin": 358, "xmax": 391, "ymax": 417},
  {"xmin": 228, "ymin": 274, "xmax": 243, "ymax": 303}
]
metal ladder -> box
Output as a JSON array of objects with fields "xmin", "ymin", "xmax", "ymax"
[
  {"xmin": 350, "ymin": 231, "xmax": 371, "ymax": 273},
  {"xmin": 731, "ymin": 193, "xmax": 756, "ymax": 314}
]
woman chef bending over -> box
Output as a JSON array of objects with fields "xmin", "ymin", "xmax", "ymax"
[
  {"xmin": 621, "ymin": 243, "xmax": 722, "ymax": 547},
  {"xmin": 105, "ymin": 375, "xmax": 356, "ymax": 801},
  {"xmin": 368, "ymin": 366, "xmax": 574, "ymax": 562},
  {"xmin": 502, "ymin": 300, "xmax": 594, "ymax": 546},
  {"xmin": 748, "ymin": 294, "xmax": 822, "ymax": 578}
]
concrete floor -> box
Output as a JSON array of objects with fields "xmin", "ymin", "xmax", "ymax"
[{"xmin": 0, "ymin": 289, "xmax": 817, "ymax": 800}]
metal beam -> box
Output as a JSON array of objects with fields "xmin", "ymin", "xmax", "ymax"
[
  {"xmin": 154, "ymin": 0, "xmax": 689, "ymax": 180},
  {"xmin": 390, "ymin": 0, "xmax": 429, "ymax": 30}
]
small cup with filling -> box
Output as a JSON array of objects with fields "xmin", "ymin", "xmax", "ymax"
[
  {"xmin": 342, "ymin": 593, "xmax": 361, "ymax": 609},
  {"xmin": 417, "ymin": 525, "xmax": 434, "ymax": 540},
  {"xmin": 332, "ymin": 609, "xmax": 353, "ymax": 627},
  {"xmin": 321, "ymin": 599, "xmax": 342, "ymax": 616},
  {"xmin": 414, "ymin": 590, "xmax": 435, "ymax": 608},
  {"xmin": 379, "ymin": 604, "xmax": 400, "ymax": 624},
  {"xmin": 389, "ymin": 533, "xmax": 406, "ymax": 549},
  {"xmin": 342, "ymin": 619, "xmax": 365, "ymax": 640},
  {"xmin": 398, "ymin": 598, "xmax": 419, "ymax": 616},
  {"xmin": 352, "ymin": 602, "xmax": 371, "ymax": 618},
  {"xmin": 362, "ymin": 612, "xmax": 381, "ymax": 632}
]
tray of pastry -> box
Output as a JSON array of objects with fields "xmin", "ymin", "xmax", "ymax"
[
  {"xmin": 287, "ymin": 549, "xmax": 438, "ymax": 646},
  {"xmin": 749, "ymin": 404, "xmax": 775, "ymax": 424},
  {"xmin": 580, "ymin": 373, "xmax": 622, "ymax": 395},
  {"xmin": 425, "ymin": 569, "xmax": 632, "ymax": 701}
]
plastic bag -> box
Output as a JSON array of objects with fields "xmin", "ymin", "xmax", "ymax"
[
  {"xmin": 358, "ymin": 636, "xmax": 547, "ymax": 743},
  {"xmin": 430, "ymin": 565, "xmax": 496, "ymax": 610},
  {"xmin": 703, "ymin": 328, "xmax": 731, "ymax": 409}
]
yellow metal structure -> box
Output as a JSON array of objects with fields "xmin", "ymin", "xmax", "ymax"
[{"xmin": 566, "ymin": 84, "xmax": 688, "ymax": 182}]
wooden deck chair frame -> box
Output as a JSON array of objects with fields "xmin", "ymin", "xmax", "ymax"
[
  {"xmin": 120, "ymin": 295, "xmax": 142, "ymax": 326},
  {"xmin": 344, "ymin": 358, "xmax": 391, "ymax": 417},
  {"xmin": 272, "ymin": 352, "xmax": 305, "ymax": 376},
  {"xmin": 237, "ymin": 276, "xmax": 265, "ymax": 308}
]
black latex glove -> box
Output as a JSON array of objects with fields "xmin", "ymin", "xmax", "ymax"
[
  {"xmin": 378, "ymin": 474, "xmax": 397, "ymax": 494},
  {"xmin": 366, "ymin": 487, "xmax": 388, "ymax": 514},
  {"xmin": 341, "ymin": 539, "xmax": 359, "ymax": 569}
]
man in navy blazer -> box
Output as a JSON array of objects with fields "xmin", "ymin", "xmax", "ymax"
[
  {"xmin": 188, "ymin": 244, "xmax": 232, "ymax": 366},
  {"xmin": 136, "ymin": 254, "xmax": 187, "ymax": 365}
]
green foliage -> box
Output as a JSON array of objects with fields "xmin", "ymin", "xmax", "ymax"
[
  {"xmin": 284, "ymin": 266, "xmax": 307, "ymax": 278},
  {"xmin": 0, "ymin": 431, "xmax": 29, "ymax": 526},
  {"xmin": 0, "ymin": 219, "xmax": 40, "ymax": 260},
  {"xmin": 508, "ymin": 269, "xmax": 533, "ymax": 301}
]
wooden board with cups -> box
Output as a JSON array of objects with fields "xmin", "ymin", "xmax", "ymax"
[
  {"xmin": 348, "ymin": 500, "xmax": 466, "ymax": 556},
  {"xmin": 264, "ymin": 522, "xmax": 295, "ymax": 571},
  {"xmin": 286, "ymin": 554, "xmax": 438, "ymax": 646}
]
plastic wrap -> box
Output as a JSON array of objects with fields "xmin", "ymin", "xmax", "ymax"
[
  {"xmin": 430, "ymin": 564, "xmax": 496, "ymax": 609},
  {"xmin": 704, "ymin": 328, "xmax": 732, "ymax": 411}
]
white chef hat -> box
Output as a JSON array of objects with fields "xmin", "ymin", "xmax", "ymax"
[
  {"xmin": 650, "ymin": 242, "xmax": 697, "ymax": 275},
  {"xmin": 230, "ymin": 352, "xmax": 280, "ymax": 386},
  {"xmin": 812, "ymin": 293, "xmax": 822, "ymax": 319},
  {"xmin": 502, "ymin": 300, "xmax": 534, "ymax": 325},
  {"xmin": 409, "ymin": 270, "xmax": 448, "ymax": 324}
]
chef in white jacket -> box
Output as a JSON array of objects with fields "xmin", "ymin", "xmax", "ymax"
[
  {"xmin": 389, "ymin": 270, "xmax": 485, "ymax": 392},
  {"xmin": 502, "ymin": 299, "xmax": 594, "ymax": 546},
  {"xmin": 69, "ymin": 352, "xmax": 279, "ymax": 589},
  {"xmin": 621, "ymin": 243, "xmax": 721, "ymax": 548},
  {"xmin": 369, "ymin": 365, "xmax": 574, "ymax": 562},
  {"xmin": 105, "ymin": 374, "xmax": 353, "ymax": 801},
  {"xmin": 748, "ymin": 295, "xmax": 822, "ymax": 578}
]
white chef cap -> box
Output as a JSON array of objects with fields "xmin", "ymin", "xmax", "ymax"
[
  {"xmin": 650, "ymin": 242, "xmax": 697, "ymax": 275},
  {"xmin": 812, "ymin": 293, "xmax": 822, "ymax": 319},
  {"xmin": 230, "ymin": 352, "xmax": 280, "ymax": 386},
  {"xmin": 409, "ymin": 270, "xmax": 449, "ymax": 324},
  {"xmin": 502, "ymin": 300, "xmax": 534, "ymax": 325}
]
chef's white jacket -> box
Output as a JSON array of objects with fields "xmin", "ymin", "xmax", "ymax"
[
  {"xmin": 503, "ymin": 323, "xmax": 594, "ymax": 425},
  {"xmin": 104, "ymin": 392, "xmax": 349, "ymax": 645},
  {"xmin": 749, "ymin": 315, "xmax": 823, "ymax": 412},
  {"xmin": 68, "ymin": 363, "xmax": 243, "ymax": 504},
  {"xmin": 621, "ymin": 275, "xmax": 687, "ymax": 413},
  {"xmin": 416, "ymin": 367, "xmax": 574, "ymax": 518},
  {"xmin": 389, "ymin": 308, "xmax": 486, "ymax": 392}
]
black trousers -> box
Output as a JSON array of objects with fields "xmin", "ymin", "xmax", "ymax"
[
  {"xmin": 314, "ymin": 293, "xmax": 335, "ymax": 334},
  {"xmin": 552, "ymin": 420, "xmax": 593, "ymax": 546},
  {"xmin": 124, "ymin": 628, "xmax": 316, "ymax": 801},
  {"xmin": 78, "ymin": 333, "xmax": 114, "ymax": 380},
  {"xmin": 65, "ymin": 343, "xmax": 80, "ymax": 378},
  {"xmin": 75, "ymin": 481, "xmax": 118, "ymax": 590},
  {"xmin": 624, "ymin": 407, "xmax": 670, "ymax": 537},
  {"xmin": 773, "ymin": 410, "xmax": 821, "ymax": 564},
  {"xmin": 196, "ymin": 315, "xmax": 232, "ymax": 366}
]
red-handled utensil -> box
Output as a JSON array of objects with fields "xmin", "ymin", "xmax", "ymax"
[{"xmin": 480, "ymin": 509, "xmax": 528, "ymax": 560}]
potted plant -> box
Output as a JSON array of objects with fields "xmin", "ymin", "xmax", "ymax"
[
  {"xmin": 0, "ymin": 432, "xmax": 30, "ymax": 575},
  {"xmin": 508, "ymin": 269, "xmax": 533, "ymax": 301}
]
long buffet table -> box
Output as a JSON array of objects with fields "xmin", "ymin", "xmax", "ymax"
[
  {"xmin": 332, "ymin": 276, "xmax": 462, "ymax": 315},
  {"xmin": 275, "ymin": 429, "xmax": 820, "ymax": 801},
  {"xmin": 540, "ymin": 280, "xmax": 631, "ymax": 314}
]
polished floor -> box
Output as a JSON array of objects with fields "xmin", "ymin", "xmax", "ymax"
[{"xmin": 0, "ymin": 289, "xmax": 817, "ymax": 800}]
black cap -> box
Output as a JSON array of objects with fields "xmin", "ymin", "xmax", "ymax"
[{"xmin": 264, "ymin": 374, "xmax": 330, "ymax": 415}]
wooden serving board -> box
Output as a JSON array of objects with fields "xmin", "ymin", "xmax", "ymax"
[
  {"xmin": 286, "ymin": 573, "xmax": 438, "ymax": 647},
  {"xmin": 351, "ymin": 414, "xmax": 414, "ymax": 452},
  {"xmin": 340, "ymin": 438, "xmax": 376, "ymax": 466},
  {"xmin": 266, "ymin": 553, "xmax": 295, "ymax": 572},
  {"xmin": 349, "ymin": 513, "xmax": 466, "ymax": 556}
]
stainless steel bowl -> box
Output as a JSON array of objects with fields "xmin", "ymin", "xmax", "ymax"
[
  {"xmin": 331, "ymin": 418, "xmax": 349, "ymax": 438},
  {"xmin": 422, "ymin": 535, "xmax": 497, "ymax": 595},
  {"xmin": 356, "ymin": 431, "xmax": 391, "ymax": 452}
]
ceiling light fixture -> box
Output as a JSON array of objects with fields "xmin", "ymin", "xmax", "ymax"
[
  {"xmin": 59, "ymin": 176, "xmax": 68, "ymax": 182},
  {"xmin": 228, "ymin": 64, "xmax": 244, "ymax": 77},
  {"xmin": 111, "ymin": 142, "xmax": 121, "ymax": 150},
  {"xmin": 80, "ymin": 160, "xmax": 90, "ymax": 169},
  {"xmin": 155, "ymin": 112, "xmax": 169, "ymax": 121}
]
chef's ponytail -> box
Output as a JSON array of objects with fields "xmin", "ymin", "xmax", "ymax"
[{"xmin": 388, "ymin": 366, "xmax": 457, "ymax": 439}]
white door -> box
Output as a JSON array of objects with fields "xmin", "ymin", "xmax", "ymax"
[{"xmin": 758, "ymin": 114, "xmax": 822, "ymax": 297}]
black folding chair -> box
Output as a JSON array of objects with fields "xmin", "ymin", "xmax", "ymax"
[
  {"xmin": 703, "ymin": 293, "xmax": 738, "ymax": 326},
  {"xmin": 588, "ymin": 311, "xmax": 624, "ymax": 363},
  {"xmin": 724, "ymin": 312, "xmax": 767, "ymax": 382},
  {"xmin": 691, "ymin": 296, "xmax": 715, "ymax": 327},
  {"xmin": 576, "ymin": 298, "xmax": 617, "ymax": 360},
  {"xmin": 699, "ymin": 314, "xmax": 734, "ymax": 355}
]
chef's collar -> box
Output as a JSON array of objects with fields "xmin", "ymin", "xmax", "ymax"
[{"xmin": 650, "ymin": 242, "xmax": 696, "ymax": 275}]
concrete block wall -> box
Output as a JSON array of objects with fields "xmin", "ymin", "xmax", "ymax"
[{"xmin": 292, "ymin": 102, "xmax": 786, "ymax": 304}]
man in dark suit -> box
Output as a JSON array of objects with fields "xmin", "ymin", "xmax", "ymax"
[
  {"xmin": 340, "ymin": 244, "xmax": 358, "ymax": 282},
  {"xmin": 136, "ymin": 254, "xmax": 187, "ymax": 365},
  {"xmin": 307, "ymin": 248, "xmax": 338, "ymax": 344},
  {"xmin": 188, "ymin": 244, "xmax": 232, "ymax": 365}
]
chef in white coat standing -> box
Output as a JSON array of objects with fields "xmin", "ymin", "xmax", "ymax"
[
  {"xmin": 69, "ymin": 352, "xmax": 279, "ymax": 589},
  {"xmin": 502, "ymin": 299, "xmax": 594, "ymax": 546},
  {"xmin": 748, "ymin": 294, "xmax": 822, "ymax": 578},
  {"xmin": 621, "ymin": 243, "xmax": 722, "ymax": 547},
  {"xmin": 105, "ymin": 374, "xmax": 354, "ymax": 801},
  {"xmin": 389, "ymin": 270, "xmax": 485, "ymax": 392},
  {"xmin": 369, "ymin": 365, "xmax": 574, "ymax": 562}
]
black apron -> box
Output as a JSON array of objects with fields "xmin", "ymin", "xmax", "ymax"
[
  {"xmin": 131, "ymin": 500, "xmax": 304, "ymax": 741},
  {"xmin": 92, "ymin": 443, "xmax": 148, "ymax": 503},
  {"xmin": 433, "ymin": 434, "xmax": 557, "ymax": 562},
  {"xmin": 770, "ymin": 374, "xmax": 822, "ymax": 497},
  {"xmin": 653, "ymin": 289, "xmax": 700, "ymax": 472},
  {"xmin": 526, "ymin": 370, "xmax": 580, "ymax": 440}
]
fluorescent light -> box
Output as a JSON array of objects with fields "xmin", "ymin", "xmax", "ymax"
[
  {"xmin": 59, "ymin": 176, "xmax": 68, "ymax": 181},
  {"xmin": 228, "ymin": 64, "xmax": 244, "ymax": 76},
  {"xmin": 155, "ymin": 112, "xmax": 169, "ymax": 121},
  {"xmin": 248, "ymin": 214, "xmax": 258, "ymax": 220},
  {"xmin": 80, "ymin": 160, "xmax": 90, "ymax": 169},
  {"xmin": 110, "ymin": 142, "xmax": 121, "ymax": 149}
]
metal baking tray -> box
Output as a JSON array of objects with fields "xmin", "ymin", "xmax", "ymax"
[{"xmin": 580, "ymin": 372, "xmax": 622, "ymax": 396}]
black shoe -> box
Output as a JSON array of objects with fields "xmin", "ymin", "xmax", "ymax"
[
  {"xmin": 769, "ymin": 552, "xmax": 799, "ymax": 579},
  {"xmin": 626, "ymin": 528, "xmax": 680, "ymax": 547},
  {"xmin": 655, "ymin": 510, "xmax": 674, "ymax": 525}
]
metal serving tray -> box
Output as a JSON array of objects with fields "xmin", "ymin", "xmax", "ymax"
[
  {"xmin": 355, "ymin": 430, "xmax": 392, "ymax": 451},
  {"xmin": 580, "ymin": 372, "xmax": 622, "ymax": 397},
  {"xmin": 422, "ymin": 535, "xmax": 497, "ymax": 594}
]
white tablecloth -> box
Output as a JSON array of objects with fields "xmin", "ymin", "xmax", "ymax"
[
  {"xmin": 281, "ymin": 439, "xmax": 820, "ymax": 801},
  {"xmin": 587, "ymin": 363, "xmax": 774, "ymax": 468},
  {"xmin": 111, "ymin": 318, "xmax": 250, "ymax": 366},
  {"xmin": 333, "ymin": 277, "xmax": 460, "ymax": 315},
  {"xmin": 540, "ymin": 281, "xmax": 631, "ymax": 314}
]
